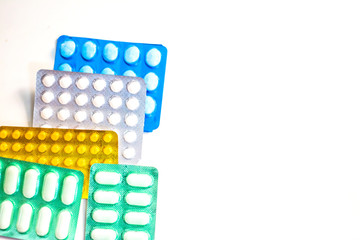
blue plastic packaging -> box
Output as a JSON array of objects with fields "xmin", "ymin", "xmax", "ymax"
[{"xmin": 54, "ymin": 35, "xmax": 167, "ymax": 132}]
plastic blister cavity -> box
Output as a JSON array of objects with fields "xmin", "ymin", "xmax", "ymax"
[
  {"xmin": 0, "ymin": 126, "xmax": 118, "ymax": 198},
  {"xmin": 86, "ymin": 164, "xmax": 158, "ymax": 240},
  {"xmin": 54, "ymin": 35, "xmax": 167, "ymax": 132},
  {"xmin": 0, "ymin": 157, "xmax": 83, "ymax": 240},
  {"xmin": 33, "ymin": 69, "xmax": 145, "ymax": 164}
]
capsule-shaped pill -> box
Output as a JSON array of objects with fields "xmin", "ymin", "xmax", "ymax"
[
  {"xmin": 125, "ymin": 192, "xmax": 152, "ymax": 206},
  {"xmin": 123, "ymin": 231, "xmax": 149, "ymax": 240},
  {"xmin": 91, "ymin": 228, "xmax": 117, "ymax": 240},
  {"xmin": 93, "ymin": 190, "xmax": 120, "ymax": 204},
  {"xmin": 92, "ymin": 209, "xmax": 118, "ymax": 223},
  {"xmin": 95, "ymin": 171, "xmax": 121, "ymax": 185},
  {"xmin": 4, "ymin": 165, "xmax": 20, "ymax": 195},
  {"xmin": 36, "ymin": 207, "xmax": 52, "ymax": 236},
  {"xmin": 16, "ymin": 203, "xmax": 33, "ymax": 233},
  {"xmin": 124, "ymin": 212, "xmax": 150, "ymax": 225},
  {"xmin": 126, "ymin": 174, "xmax": 153, "ymax": 188},
  {"xmin": 42, "ymin": 172, "xmax": 58, "ymax": 202},
  {"xmin": 55, "ymin": 210, "xmax": 71, "ymax": 240},
  {"xmin": 0, "ymin": 200, "xmax": 13, "ymax": 229},
  {"xmin": 61, "ymin": 175, "xmax": 78, "ymax": 205},
  {"xmin": 23, "ymin": 169, "xmax": 39, "ymax": 198}
]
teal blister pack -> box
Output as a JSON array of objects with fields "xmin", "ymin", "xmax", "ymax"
[
  {"xmin": 0, "ymin": 157, "xmax": 84, "ymax": 240},
  {"xmin": 86, "ymin": 163, "xmax": 158, "ymax": 240}
]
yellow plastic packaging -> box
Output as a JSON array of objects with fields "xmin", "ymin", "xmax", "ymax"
[{"xmin": 0, "ymin": 126, "xmax": 118, "ymax": 198}]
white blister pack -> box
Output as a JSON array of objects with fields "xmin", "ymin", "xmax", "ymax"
[{"xmin": 33, "ymin": 70, "xmax": 146, "ymax": 164}]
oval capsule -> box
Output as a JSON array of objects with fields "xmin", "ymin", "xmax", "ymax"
[
  {"xmin": 16, "ymin": 203, "xmax": 33, "ymax": 233},
  {"xmin": 91, "ymin": 228, "xmax": 117, "ymax": 240},
  {"xmin": 93, "ymin": 190, "xmax": 120, "ymax": 204},
  {"xmin": 55, "ymin": 210, "xmax": 71, "ymax": 240},
  {"xmin": 125, "ymin": 192, "xmax": 152, "ymax": 206},
  {"xmin": 36, "ymin": 207, "xmax": 52, "ymax": 236},
  {"xmin": 123, "ymin": 231, "xmax": 149, "ymax": 240},
  {"xmin": 95, "ymin": 171, "xmax": 121, "ymax": 185},
  {"xmin": 61, "ymin": 175, "xmax": 78, "ymax": 205},
  {"xmin": 42, "ymin": 172, "xmax": 59, "ymax": 202},
  {"xmin": 124, "ymin": 212, "xmax": 150, "ymax": 225},
  {"xmin": 4, "ymin": 165, "xmax": 20, "ymax": 195},
  {"xmin": 23, "ymin": 169, "xmax": 39, "ymax": 198},
  {"xmin": 92, "ymin": 209, "xmax": 118, "ymax": 223},
  {"xmin": 0, "ymin": 200, "xmax": 13, "ymax": 229},
  {"xmin": 126, "ymin": 174, "xmax": 153, "ymax": 188}
]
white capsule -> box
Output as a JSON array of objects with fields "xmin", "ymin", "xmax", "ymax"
[
  {"xmin": 92, "ymin": 95, "xmax": 105, "ymax": 108},
  {"xmin": 74, "ymin": 110, "xmax": 87, "ymax": 122},
  {"xmin": 110, "ymin": 80, "xmax": 123, "ymax": 93},
  {"xmin": 76, "ymin": 77, "xmax": 89, "ymax": 90},
  {"xmin": 93, "ymin": 190, "xmax": 120, "ymax": 204},
  {"xmin": 58, "ymin": 92, "xmax": 71, "ymax": 105},
  {"xmin": 61, "ymin": 175, "xmax": 78, "ymax": 205},
  {"xmin": 95, "ymin": 171, "xmax": 121, "ymax": 185},
  {"xmin": 23, "ymin": 169, "xmax": 39, "ymax": 198},
  {"xmin": 57, "ymin": 109, "xmax": 70, "ymax": 121},
  {"xmin": 0, "ymin": 200, "xmax": 13, "ymax": 229},
  {"xmin": 42, "ymin": 172, "xmax": 58, "ymax": 202},
  {"xmin": 92, "ymin": 209, "xmax": 118, "ymax": 223},
  {"xmin": 40, "ymin": 107, "xmax": 53, "ymax": 120},
  {"xmin": 125, "ymin": 192, "xmax": 152, "ymax": 206},
  {"xmin": 125, "ymin": 114, "xmax": 138, "ymax": 127},
  {"xmin": 55, "ymin": 210, "xmax": 71, "ymax": 240},
  {"xmin": 127, "ymin": 80, "xmax": 141, "ymax": 94},
  {"xmin": 4, "ymin": 165, "xmax": 20, "ymax": 195},
  {"xmin": 41, "ymin": 91, "xmax": 55, "ymax": 103},
  {"xmin": 126, "ymin": 174, "xmax": 153, "ymax": 188},
  {"xmin": 124, "ymin": 212, "xmax": 150, "ymax": 226},
  {"xmin": 123, "ymin": 147, "xmax": 136, "ymax": 159},
  {"xmin": 91, "ymin": 228, "xmax": 117, "ymax": 240},
  {"xmin": 123, "ymin": 231, "xmax": 149, "ymax": 240},
  {"xmin": 108, "ymin": 113, "xmax": 121, "ymax": 125},
  {"xmin": 59, "ymin": 75, "xmax": 72, "ymax": 89},
  {"xmin": 36, "ymin": 207, "xmax": 52, "ymax": 236},
  {"xmin": 42, "ymin": 74, "xmax": 56, "ymax": 87},
  {"xmin": 16, "ymin": 203, "xmax": 33, "ymax": 233},
  {"xmin": 109, "ymin": 96, "xmax": 122, "ymax": 109},
  {"xmin": 123, "ymin": 131, "xmax": 137, "ymax": 143},
  {"xmin": 93, "ymin": 79, "xmax": 106, "ymax": 91},
  {"xmin": 75, "ymin": 93, "xmax": 89, "ymax": 106},
  {"xmin": 126, "ymin": 97, "xmax": 140, "ymax": 110}
]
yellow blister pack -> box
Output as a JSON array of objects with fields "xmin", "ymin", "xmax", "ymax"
[{"xmin": 0, "ymin": 126, "xmax": 118, "ymax": 198}]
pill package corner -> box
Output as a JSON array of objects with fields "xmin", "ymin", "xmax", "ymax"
[
  {"xmin": 33, "ymin": 69, "xmax": 145, "ymax": 164},
  {"xmin": 86, "ymin": 163, "xmax": 158, "ymax": 240},
  {"xmin": 0, "ymin": 157, "xmax": 84, "ymax": 240},
  {"xmin": 54, "ymin": 35, "xmax": 167, "ymax": 132}
]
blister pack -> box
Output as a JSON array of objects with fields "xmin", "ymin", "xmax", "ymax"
[
  {"xmin": 0, "ymin": 157, "xmax": 83, "ymax": 240},
  {"xmin": 86, "ymin": 163, "xmax": 158, "ymax": 240},
  {"xmin": 54, "ymin": 35, "xmax": 167, "ymax": 132},
  {"xmin": 0, "ymin": 126, "xmax": 118, "ymax": 198},
  {"xmin": 33, "ymin": 69, "xmax": 145, "ymax": 164}
]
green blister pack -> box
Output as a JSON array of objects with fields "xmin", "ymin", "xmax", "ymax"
[
  {"xmin": 0, "ymin": 157, "xmax": 84, "ymax": 240},
  {"xmin": 86, "ymin": 163, "xmax": 158, "ymax": 240}
]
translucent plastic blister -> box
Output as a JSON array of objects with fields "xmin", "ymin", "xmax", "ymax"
[
  {"xmin": 33, "ymin": 69, "xmax": 145, "ymax": 164},
  {"xmin": 86, "ymin": 163, "xmax": 158, "ymax": 240},
  {"xmin": 0, "ymin": 157, "xmax": 83, "ymax": 240}
]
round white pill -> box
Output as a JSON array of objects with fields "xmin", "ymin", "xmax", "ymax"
[
  {"xmin": 40, "ymin": 107, "xmax": 53, "ymax": 120},
  {"xmin": 123, "ymin": 70, "xmax": 136, "ymax": 77},
  {"xmin": 126, "ymin": 97, "xmax": 140, "ymax": 110},
  {"xmin": 75, "ymin": 93, "xmax": 88, "ymax": 106},
  {"xmin": 57, "ymin": 109, "xmax": 70, "ymax": 121},
  {"xmin": 91, "ymin": 111, "xmax": 104, "ymax": 123},
  {"xmin": 41, "ymin": 91, "xmax": 54, "ymax": 103},
  {"xmin": 93, "ymin": 79, "xmax": 106, "ymax": 91},
  {"xmin": 92, "ymin": 95, "xmax": 105, "ymax": 108},
  {"xmin": 110, "ymin": 80, "xmax": 123, "ymax": 93},
  {"xmin": 123, "ymin": 147, "xmax": 136, "ymax": 159},
  {"xmin": 125, "ymin": 113, "xmax": 138, "ymax": 127},
  {"xmin": 59, "ymin": 75, "xmax": 72, "ymax": 89},
  {"xmin": 74, "ymin": 110, "xmax": 87, "ymax": 122},
  {"xmin": 108, "ymin": 113, "xmax": 121, "ymax": 125},
  {"xmin": 127, "ymin": 80, "xmax": 141, "ymax": 94},
  {"xmin": 144, "ymin": 72, "xmax": 159, "ymax": 91},
  {"xmin": 109, "ymin": 96, "xmax": 122, "ymax": 109},
  {"xmin": 58, "ymin": 92, "xmax": 71, "ymax": 105},
  {"xmin": 145, "ymin": 96, "xmax": 156, "ymax": 115},
  {"xmin": 42, "ymin": 74, "xmax": 56, "ymax": 87},
  {"xmin": 146, "ymin": 48, "xmax": 161, "ymax": 67},
  {"xmin": 123, "ymin": 131, "xmax": 137, "ymax": 143},
  {"xmin": 76, "ymin": 77, "xmax": 89, "ymax": 90}
]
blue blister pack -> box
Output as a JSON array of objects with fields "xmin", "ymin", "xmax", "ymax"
[{"xmin": 54, "ymin": 35, "xmax": 168, "ymax": 132}]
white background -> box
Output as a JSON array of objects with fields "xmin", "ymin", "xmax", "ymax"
[{"xmin": 1, "ymin": 0, "xmax": 360, "ymax": 239}]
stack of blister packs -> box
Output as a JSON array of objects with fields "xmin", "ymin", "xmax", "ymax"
[{"xmin": 0, "ymin": 35, "xmax": 167, "ymax": 240}]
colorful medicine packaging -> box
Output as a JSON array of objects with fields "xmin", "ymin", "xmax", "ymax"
[
  {"xmin": 0, "ymin": 157, "xmax": 84, "ymax": 240},
  {"xmin": 54, "ymin": 35, "xmax": 167, "ymax": 132},
  {"xmin": 0, "ymin": 126, "xmax": 118, "ymax": 198},
  {"xmin": 86, "ymin": 164, "xmax": 158, "ymax": 240},
  {"xmin": 33, "ymin": 69, "xmax": 145, "ymax": 164}
]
